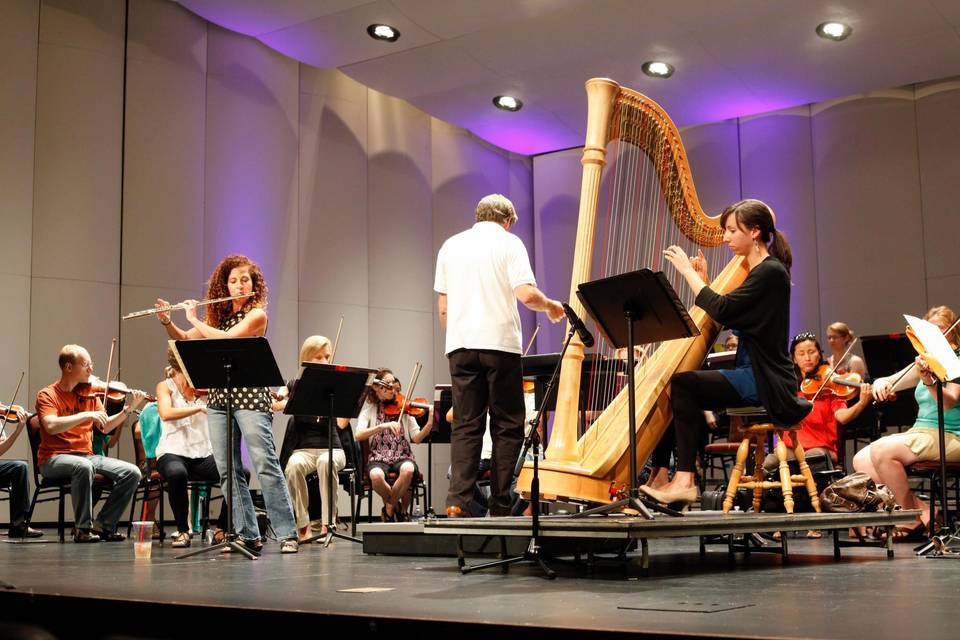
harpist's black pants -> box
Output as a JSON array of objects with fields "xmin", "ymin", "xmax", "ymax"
[
  {"xmin": 447, "ymin": 349, "xmax": 525, "ymax": 516},
  {"xmin": 665, "ymin": 370, "xmax": 750, "ymax": 473}
]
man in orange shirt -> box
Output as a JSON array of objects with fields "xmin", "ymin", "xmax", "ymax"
[{"xmin": 36, "ymin": 345, "xmax": 145, "ymax": 542}]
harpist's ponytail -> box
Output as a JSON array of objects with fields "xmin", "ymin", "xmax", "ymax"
[{"xmin": 720, "ymin": 199, "xmax": 792, "ymax": 273}]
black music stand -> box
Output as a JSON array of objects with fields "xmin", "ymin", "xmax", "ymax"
[
  {"xmin": 285, "ymin": 362, "xmax": 374, "ymax": 547},
  {"xmin": 573, "ymin": 268, "xmax": 698, "ymax": 519},
  {"xmin": 427, "ymin": 384, "xmax": 454, "ymax": 515},
  {"xmin": 172, "ymin": 337, "xmax": 283, "ymax": 561}
]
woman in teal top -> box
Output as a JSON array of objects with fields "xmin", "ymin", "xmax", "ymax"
[{"xmin": 853, "ymin": 305, "xmax": 960, "ymax": 541}]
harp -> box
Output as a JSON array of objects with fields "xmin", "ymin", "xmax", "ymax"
[{"xmin": 516, "ymin": 78, "xmax": 749, "ymax": 504}]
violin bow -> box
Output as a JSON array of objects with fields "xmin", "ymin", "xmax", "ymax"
[
  {"xmin": 1, "ymin": 371, "xmax": 25, "ymax": 439},
  {"xmin": 809, "ymin": 338, "xmax": 858, "ymax": 404},
  {"xmin": 330, "ymin": 315, "xmax": 344, "ymax": 363},
  {"xmin": 396, "ymin": 362, "xmax": 422, "ymax": 422},
  {"xmin": 888, "ymin": 316, "xmax": 960, "ymax": 390},
  {"xmin": 102, "ymin": 338, "xmax": 118, "ymax": 409},
  {"xmin": 523, "ymin": 324, "xmax": 540, "ymax": 357}
]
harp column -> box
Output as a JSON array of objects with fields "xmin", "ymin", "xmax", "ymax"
[{"xmin": 545, "ymin": 78, "xmax": 620, "ymax": 463}]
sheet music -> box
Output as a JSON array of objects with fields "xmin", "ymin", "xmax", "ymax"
[{"xmin": 904, "ymin": 315, "xmax": 960, "ymax": 382}]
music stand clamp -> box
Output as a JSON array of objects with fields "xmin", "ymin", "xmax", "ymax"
[
  {"xmin": 572, "ymin": 268, "xmax": 698, "ymax": 519},
  {"xmin": 172, "ymin": 337, "xmax": 284, "ymax": 561},
  {"xmin": 285, "ymin": 362, "xmax": 374, "ymax": 547}
]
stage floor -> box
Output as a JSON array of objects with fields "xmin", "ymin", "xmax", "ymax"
[{"xmin": 0, "ymin": 523, "xmax": 957, "ymax": 639}]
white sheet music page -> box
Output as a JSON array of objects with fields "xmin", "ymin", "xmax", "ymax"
[{"xmin": 904, "ymin": 315, "xmax": 960, "ymax": 382}]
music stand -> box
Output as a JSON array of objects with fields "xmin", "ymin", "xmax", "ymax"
[
  {"xmin": 573, "ymin": 268, "xmax": 698, "ymax": 519},
  {"xmin": 427, "ymin": 384, "xmax": 454, "ymax": 515},
  {"xmin": 172, "ymin": 337, "xmax": 284, "ymax": 561},
  {"xmin": 285, "ymin": 362, "xmax": 374, "ymax": 547}
]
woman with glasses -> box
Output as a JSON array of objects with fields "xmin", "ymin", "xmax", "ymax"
[
  {"xmin": 354, "ymin": 369, "xmax": 433, "ymax": 521},
  {"xmin": 639, "ymin": 199, "xmax": 812, "ymax": 509},
  {"xmin": 825, "ymin": 321, "xmax": 867, "ymax": 377}
]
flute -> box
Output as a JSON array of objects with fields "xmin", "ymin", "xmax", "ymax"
[{"xmin": 122, "ymin": 292, "xmax": 254, "ymax": 320}]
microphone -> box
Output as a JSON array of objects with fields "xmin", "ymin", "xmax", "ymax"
[{"xmin": 562, "ymin": 302, "xmax": 595, "ymax": 348}]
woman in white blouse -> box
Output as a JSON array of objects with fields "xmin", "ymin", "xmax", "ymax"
[{"xmin": 155, "ymin": 349, "xmax": 219, "ymax": 548}]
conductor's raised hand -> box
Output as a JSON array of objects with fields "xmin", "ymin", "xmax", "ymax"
[{"xmin": 546, "ymin": 299, "xmax": 565, "ymax": 323}]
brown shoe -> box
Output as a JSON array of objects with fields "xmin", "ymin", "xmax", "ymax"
[{"xmin": 446, "ymin": 505, "xmax": 471, "ymax": 518}]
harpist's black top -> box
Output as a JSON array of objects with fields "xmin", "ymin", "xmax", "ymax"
[{"xmin": 695, "ymin": 256, "xmax": 812, "ymax": 426}]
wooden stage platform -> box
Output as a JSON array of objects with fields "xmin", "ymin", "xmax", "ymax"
[{"xmin": 0, "ymin": 509, "xmax": 955, "ymax": 640}]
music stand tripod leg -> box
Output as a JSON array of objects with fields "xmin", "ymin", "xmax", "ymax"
[
  {"xmin": 460, "ymin": 326, "xmax": 584, "ymax": 579},
  {"xmin": 178, "ymin": 363, "xmax": 257, "ymax": 560},
  {"xmin": 300, "ymin": 394, "xmax": 361, "ymax": 546}
]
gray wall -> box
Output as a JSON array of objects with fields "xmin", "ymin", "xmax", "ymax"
[
  {"xmin": 532, "ymin": 84, "xmax": 960, "ymax": 356},
  {"xmin": 2, "ymin": 0, "xmax": 533, "ymax": 522}
]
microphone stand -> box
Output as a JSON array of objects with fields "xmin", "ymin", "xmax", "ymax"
[{"xmin": 459, "ymin": 324, "xmax": 580, "ymax": 578}]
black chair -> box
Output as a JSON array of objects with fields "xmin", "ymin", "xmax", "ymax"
[
  {"xmin": 26, "ymin": 414, "xmax": 112, "ymax": 542},
  {"xmin": 126, "ymin": 422, "xmax": 166, "ymax": 541},
  {"xmin": 355, "ymin": 437, "xmax": 424, "ymax": 522}
]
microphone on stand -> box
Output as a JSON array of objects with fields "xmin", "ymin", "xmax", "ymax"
[{"xmin": 562, "ymin": 302, "xmax": 595, "ymax": 348}]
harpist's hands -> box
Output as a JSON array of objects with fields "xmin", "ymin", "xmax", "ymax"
[
  {"xmin": 690, "ymin": 249, "xmax": 709, "ymax": 282},
  {"xmin": 663, "ymin": 245, "xmax": 694, "ymax": 276}
]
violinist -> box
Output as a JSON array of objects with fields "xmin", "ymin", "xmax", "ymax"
[
  {"xmin": 0, "ymin": 404, "xmax": 42, "ymax": 538},
  {"xmin": 276, "ymin": 336, "xmax": 351, "ymax": 541},
  {"xmin": 354, "ymin": 368, "xmax": 433, "ymax": 521},
  {"xmin": 853, "ymin": 305, "xmax": 960, "ymax": 541},
  {"xmin": 826, "ymin": 321, "xmax": 867, "ymax": 377},
  {"xmin": 646, "ymin": 199, "xmax": 811, "ymax": 508},
  {"xmin": 762, "ymin": 332, "xmax": 872, "ymax": 473},
  {"xmin": 154, "ymin": 254, "xmax": 299, "ymax": 554},
  {"xmin": 35, "ymin": 345, "xmax": 145, "ymax": 542}
]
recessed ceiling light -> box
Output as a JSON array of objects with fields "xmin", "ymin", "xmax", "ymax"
[
  {"xmin": 493, "ymin": 95, "xmax": 523, "ymax": 112},
  {"xmin": 816, "ymin": 21, "xmax": 852, "ymax": 41},
  {"xmin": 367, "ymin": 24, "xmax": 400, "ymax": 42},
  {"xmin": 641, "ymin": 61, "xmax": 674, "ymax": 79}
]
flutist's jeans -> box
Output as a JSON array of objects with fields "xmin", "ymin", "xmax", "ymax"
[
  {"xmin": 207, "ymin": 409, "xmax": 297, "ymax": 541},
  {"xmin": 40, "ymin": 454, "xmax": 141, "ymax": 532}
]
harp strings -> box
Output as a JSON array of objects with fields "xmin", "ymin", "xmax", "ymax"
[{"xmin": 581, "ymin": 98, "xmax": 727, "ymax": 450}]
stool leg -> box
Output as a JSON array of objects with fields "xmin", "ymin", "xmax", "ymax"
[
  {"xmin": 793, "ymin": 441, "xmax": 820, "ymax": 513},
  {"xmin": 752, "ymin": 436, "xmax": 766, "ymax": 512},
  {"xmin": 724, "ymin": 437, "xmax": 751, "ymax": 513},
  {"xmin": 776, "ymin": 432, "xmax": 794, "ymax": 514}
]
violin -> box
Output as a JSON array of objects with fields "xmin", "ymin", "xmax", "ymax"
[
  {"xmin": 0, "ymin": 404, "xmax": 26, "ymax": 423},
  {"xmin": 799, "ymin": 364, "xmax": 862, "ymax": 400},
  {"xmin": 384, "ymin": 393, "xmax": 431, "ymax": 419},
  {"xmin": 75, "ymin": 376, "xmax": 157, "ymax": 403}
]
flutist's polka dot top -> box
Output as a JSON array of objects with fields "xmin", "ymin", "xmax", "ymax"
[{"xmin": 206, "ymin": 310, "xmax": 272, "ymax": 413}]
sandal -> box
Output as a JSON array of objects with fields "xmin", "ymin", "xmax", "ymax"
[
  {"xmin": 806, "ymin": 530, "xmax": 822, "ymax": 539},
  {"xmin": 883, "ymin": 523, "xmax": 927, "ymax": 543}
]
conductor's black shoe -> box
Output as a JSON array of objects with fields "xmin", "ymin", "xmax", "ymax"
[{"xmin": 92, "ymin": 528, "xmax": 126, "ymax": 542}]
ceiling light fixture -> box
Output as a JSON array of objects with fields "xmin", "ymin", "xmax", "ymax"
[
  {"xmin": 367, "ymin": 24, "xmax": 400, "ymax": 42},
  {"xmin": 816, "ymin": 21, "xmax": 852, "ymax": 41},
  {"xmin": 493, "ymin": 95, "xmax": 523, "ymax": 112},
  {"xmin": 641, "ymin": 61, "xmax": 674, "ymax": 78}
]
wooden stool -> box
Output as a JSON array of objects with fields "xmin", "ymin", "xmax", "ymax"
[{"xmin": 722, "ymin": 407, "xmax": 821, "ymax": 514}]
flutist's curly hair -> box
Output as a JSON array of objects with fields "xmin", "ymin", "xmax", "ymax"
[{"xmin": 203, "ymin": 254, "xmax": 267, "ymax": 329}]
